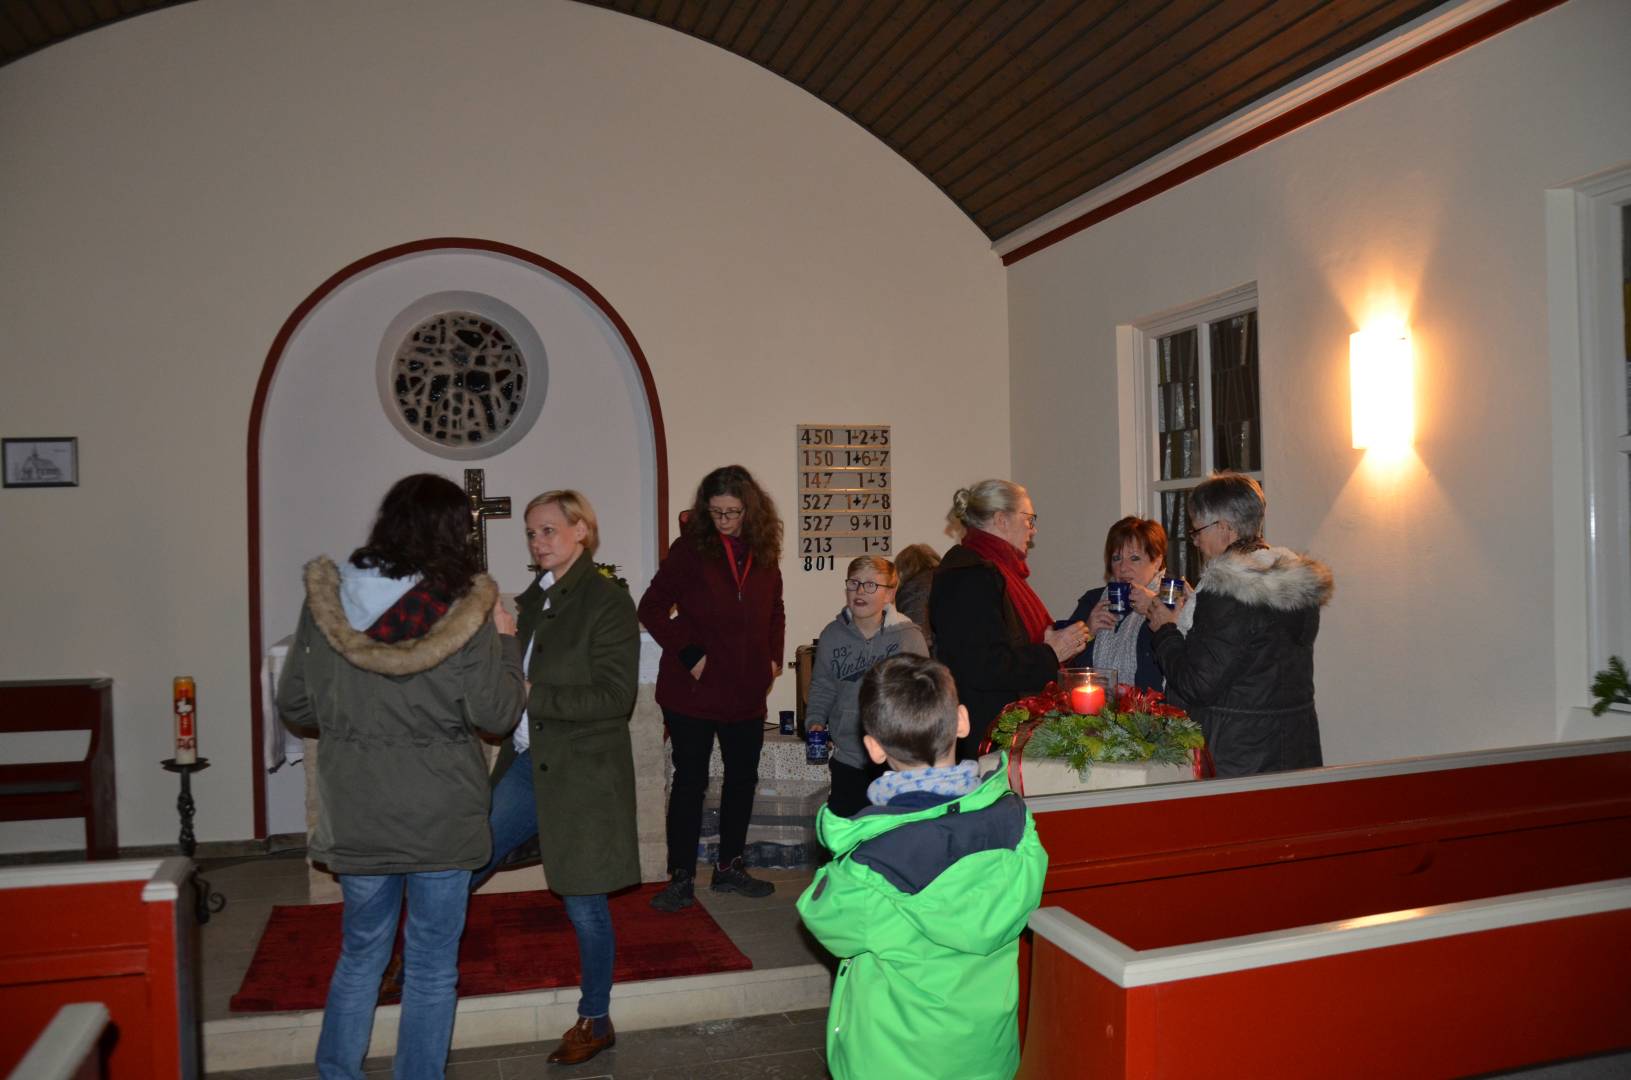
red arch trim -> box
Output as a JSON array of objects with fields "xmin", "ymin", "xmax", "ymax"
[{"xmin": 246, "ymin": 238, "xmax": 669, "ymax": 838}]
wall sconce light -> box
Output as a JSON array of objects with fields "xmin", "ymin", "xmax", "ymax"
[{"xmin": 1350, "ymin": 326, "xmax": 1413, "ymax": 450}]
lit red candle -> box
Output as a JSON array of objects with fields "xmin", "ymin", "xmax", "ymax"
[{"xmin": 1070, "ymin": 684, "xmax": 1105, "ymax": 716}]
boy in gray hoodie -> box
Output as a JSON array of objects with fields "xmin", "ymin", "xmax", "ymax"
[{"xmin": 806, "ymin": 556, "xmax": 929, "ymax": 816}]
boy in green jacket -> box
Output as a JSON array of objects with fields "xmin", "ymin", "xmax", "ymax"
[{"xmin": 796, "ymin": 655, "xmax": 1048, "ymax": 1080}]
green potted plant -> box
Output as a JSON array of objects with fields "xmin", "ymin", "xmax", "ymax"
[{"xmin": 1590, "ymin": 656, "xmax": 1630, "ymax": 716}]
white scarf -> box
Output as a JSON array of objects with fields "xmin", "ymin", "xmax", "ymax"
[{"xmin": 1091, "ymin": 607, "xmax": 1145, "ymax": 685}]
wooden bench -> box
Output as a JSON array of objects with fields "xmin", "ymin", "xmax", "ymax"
[
  {"xmin": 1015, "ymin": 737, "xmax": 1631, "ymax": 1077},
  {"xmin": 11, "ymin": 1003, "xmax": 111, "ymax": 1080},
  {"xmin": 1021, "ymin": 878, "xmax": 1631, "ymax": 1078},
  {"xmin": 0, "ymin": 679, "xmax": 117, "ymax": 859},
  {"xmin": 0, "ymin": 858, "xmax": 197, "ymax": 1078}
]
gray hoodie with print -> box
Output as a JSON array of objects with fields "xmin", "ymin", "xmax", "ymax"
[{"xmin": 806, "ymin": 605, "xmax": 929, "ymax": 768}]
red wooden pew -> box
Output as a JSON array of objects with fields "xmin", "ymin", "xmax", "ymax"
[
  {"xmin": 0, "ymin": 858, "xmax": 197, "ymax": 1078},
  {"xmin": 1016, "ymin": 738, "xmax": 1631, "ymax": 1077}
]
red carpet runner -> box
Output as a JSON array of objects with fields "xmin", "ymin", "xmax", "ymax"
[{"xmin": 230, "ymin": 884, "xmax": 753, "ymax": 1012}]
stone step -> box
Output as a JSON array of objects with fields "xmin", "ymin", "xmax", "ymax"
[{"xmin": 202, "ymin": 964, "xmax": 831, "ymax": 1072}]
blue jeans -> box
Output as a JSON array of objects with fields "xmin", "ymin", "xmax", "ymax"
[
  {"xmin": 315, "ymin": 869, "xmax": 471, "ymax": 1080},
  {"xmin": 480, "ymin": 748, "xmax": 616, "ymax": 1018}
]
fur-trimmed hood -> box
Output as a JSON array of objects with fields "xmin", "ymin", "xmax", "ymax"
[
  {"xmin": 1197, "ymin": 545, "xmax": 1333, "ymax": 611},
  {"xmin": 302, "ymin": 556, "xmax": 498, "ymax": 677}
]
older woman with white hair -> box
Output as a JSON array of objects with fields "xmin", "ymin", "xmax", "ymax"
[
  {"xmin": 929, "ymin": 479, "xmax": 1088, "ymax": 760},
  {"xmin": 1139, "ymin": 472, "xmax": 1333, "ymax": 777}
]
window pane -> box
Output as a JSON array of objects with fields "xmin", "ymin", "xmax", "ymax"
[
  {"xmin": 1161, "ymin": 488, "xmax": 1200, "ymax": 584},
  {"xmin": 1210, "ymin": 311, "xmax": 1260, "ymax": 472},
  {"xmin": 1157, "ymin": 329, "xmax": 1200, "ymax": 480}
]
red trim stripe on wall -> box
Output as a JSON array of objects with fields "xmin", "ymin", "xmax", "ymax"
[
  {"xmin": 246, "ymin": 238, "xmax": 669, "ymax": 839},
  {"xmin": 1002, "ymin": 0, "xmax": 1568, "ymax": 267}
]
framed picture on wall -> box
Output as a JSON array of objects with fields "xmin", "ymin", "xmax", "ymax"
[{"xmin": 3, "ymin": 437, "xmax": 79, "ymax": 488}]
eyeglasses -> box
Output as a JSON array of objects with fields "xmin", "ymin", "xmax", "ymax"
[
  {"xmin": 844, "ymin": 579, "xmax": 888, "ymax": 594},
  {"xmin": 1191, "ymin": 520, "xmax": 1222, "ymax": 537},
  {"xmin": 1014, "ymin": 511, "xmax": 1038, "ymax": 527},
  {"xmin": 707, "ymin": 507, "xmax": 744, "ymax": 521}
]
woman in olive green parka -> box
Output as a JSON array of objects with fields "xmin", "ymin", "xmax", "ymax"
[{"xmin": 478, "ymin": 489, "xmax": 640, "ymax": 1068}]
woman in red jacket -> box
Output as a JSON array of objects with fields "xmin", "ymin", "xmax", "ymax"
[{"xmin": 638, "ymin": 465, "xmax": 786, "ymax": 911}]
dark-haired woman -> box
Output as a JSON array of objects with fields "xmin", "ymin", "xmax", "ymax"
[
  {"xmin": 277, "ymin": 473, "xmax": 524, "ymax": 1080},
  {"xmin": 891, "ymin": 542, "xmax": 941, "ymax": 646},
  {"xmin": 1064, "ymin": 517, "xmax": 1172, "ymax": 691},
  {"xmin": 638, "ymin": 465, "xmax": 786, "ymax": 911}
]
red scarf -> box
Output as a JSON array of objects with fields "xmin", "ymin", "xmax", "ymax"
[{"xmin": 960, "ymin": 527, "xmax": 1052, "ymax": 645}]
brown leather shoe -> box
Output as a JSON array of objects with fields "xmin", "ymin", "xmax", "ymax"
[
  {"xmin": 546, "ymin": 1015, "xmax": 615, "ymax": 1065},
  {"xmin": 377, "ymin": 952, "xmax": 403, "ymax": 1004}
]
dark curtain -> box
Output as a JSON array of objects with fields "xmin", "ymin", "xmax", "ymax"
[{"xmin": 1210, "ymin": 312, "xmax": 1260, "ymax": 472}]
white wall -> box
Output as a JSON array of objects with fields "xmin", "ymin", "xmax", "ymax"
[
  {"xmin": 1008, "ymin": 0, "xmax": 1631, "ymax": 765},
  {"xmin": 0, "ymin": 0, "xmax": 1008, "ymax": 851}
]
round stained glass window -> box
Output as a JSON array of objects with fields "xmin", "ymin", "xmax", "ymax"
[{"xmin": 391, "ymin": 312, "xmax": 528, "ymax": 448}]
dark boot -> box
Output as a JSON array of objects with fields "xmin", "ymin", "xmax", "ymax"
[
  {"xmin": 649, "ymin": 867, "xmax": 695, "ymax": 912},
  {"xmin": 377, "ymin": 952, "xmax": 404, "ymax": 1003},
  {"xmin": 710, "ymin": 857, "xmax": 774, "ymax": 898},
  {"xmin": 468, "ymin": 834, "xmax": 542, "ymax": 894}
]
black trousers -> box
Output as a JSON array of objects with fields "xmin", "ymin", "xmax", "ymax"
[
  {"xmin": 827, "ymin": 757, "xmax": 885, "ymax": 818},
  {"xmin": 665, "ymin": 709, "xmax": 764, "ymax": 872}
]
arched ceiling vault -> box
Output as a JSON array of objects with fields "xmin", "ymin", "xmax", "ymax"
[{"xmin": 2, "ymin": 0, "xmax": 1444, "ymax": 242}]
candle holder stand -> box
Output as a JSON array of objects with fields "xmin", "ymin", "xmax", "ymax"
[{"xmin": 160, "ymin": 758, "xmax": 227, "ymax": 923}]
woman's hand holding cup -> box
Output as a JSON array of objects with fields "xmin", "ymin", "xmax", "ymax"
[
  {"xmin": 1129, "ymin": 583, "xmax": 1161, "ymax": 618},
  {"xmin": 1086, "ymin": 593, "xmax": 1117, "ymax": 636},
  {"xmin": 1044, "ymin": 620, "xmax": 1090, "ymax": 663}
]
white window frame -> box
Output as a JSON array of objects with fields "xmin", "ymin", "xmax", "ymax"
[
  {"xmin": 1117, "ymin": 284, "xmax": 1263, "ymax": 534},
  {"xmin": 1547, "ymin": 164, "xmax": 1631, "ymax": 736}
]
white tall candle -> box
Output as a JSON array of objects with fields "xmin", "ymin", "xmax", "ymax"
[{"xmin": 174, "ymin": 676, "xmax": 197, "ymax": 765}]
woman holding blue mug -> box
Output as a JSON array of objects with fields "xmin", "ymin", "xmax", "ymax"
[{"xmin": 1064, "ymin": 517, "xmax": 1175, "ymax": 691}]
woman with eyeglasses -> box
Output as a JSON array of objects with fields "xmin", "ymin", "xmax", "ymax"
[
  {"xmin": 805, "ymin": 556, "xmax": 929, "ymax": 817},
  {"xmin": 1137, "ymin": 472, "xmax": 1332, "ymax": 777},
  {"xmin": 638, "ymin": 465, "xmax": 785, "ymax": 912},
  {"xmin": 930, "ymin": 480, "xmax": 1089, "ymax": 760}
]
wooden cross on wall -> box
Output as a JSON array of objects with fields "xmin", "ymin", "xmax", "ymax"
[{"xmin": 463, "ymin": 468, "xmax": 510, "ymax": 572}]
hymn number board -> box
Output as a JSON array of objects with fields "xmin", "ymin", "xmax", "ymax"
[{"xmin": 797, "ymin": 425, "xmax": 891, "ymax": 571}]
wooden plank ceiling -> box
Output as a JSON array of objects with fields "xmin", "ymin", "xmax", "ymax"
[
  {"xmin": 2, "ymin": 0, "xmax": 1445, "ymax": 242},
  {"xmin": 574, "ymin": 0, "xmax": 1443, "ymax": 241},
  {"xmin": 0, "ymin": 0, "xmax": 190, "ymax": 64}
]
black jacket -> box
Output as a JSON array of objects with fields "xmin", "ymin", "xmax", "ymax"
[
  {"xmin": 928, "ymin": 543, "xmax": 1059, "ymax": 759},
  {"xmin": 1152, "ymin": 545, "xmax": 1333, "ymax": 778},
  {"xmin": 1064, "ymin": 584, "xmax": 1165, "ymax": 691}
]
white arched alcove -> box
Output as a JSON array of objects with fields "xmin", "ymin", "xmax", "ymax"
[{"xmin": 257, "ymin": 245, "xmax": 660, "ymax": 834}]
